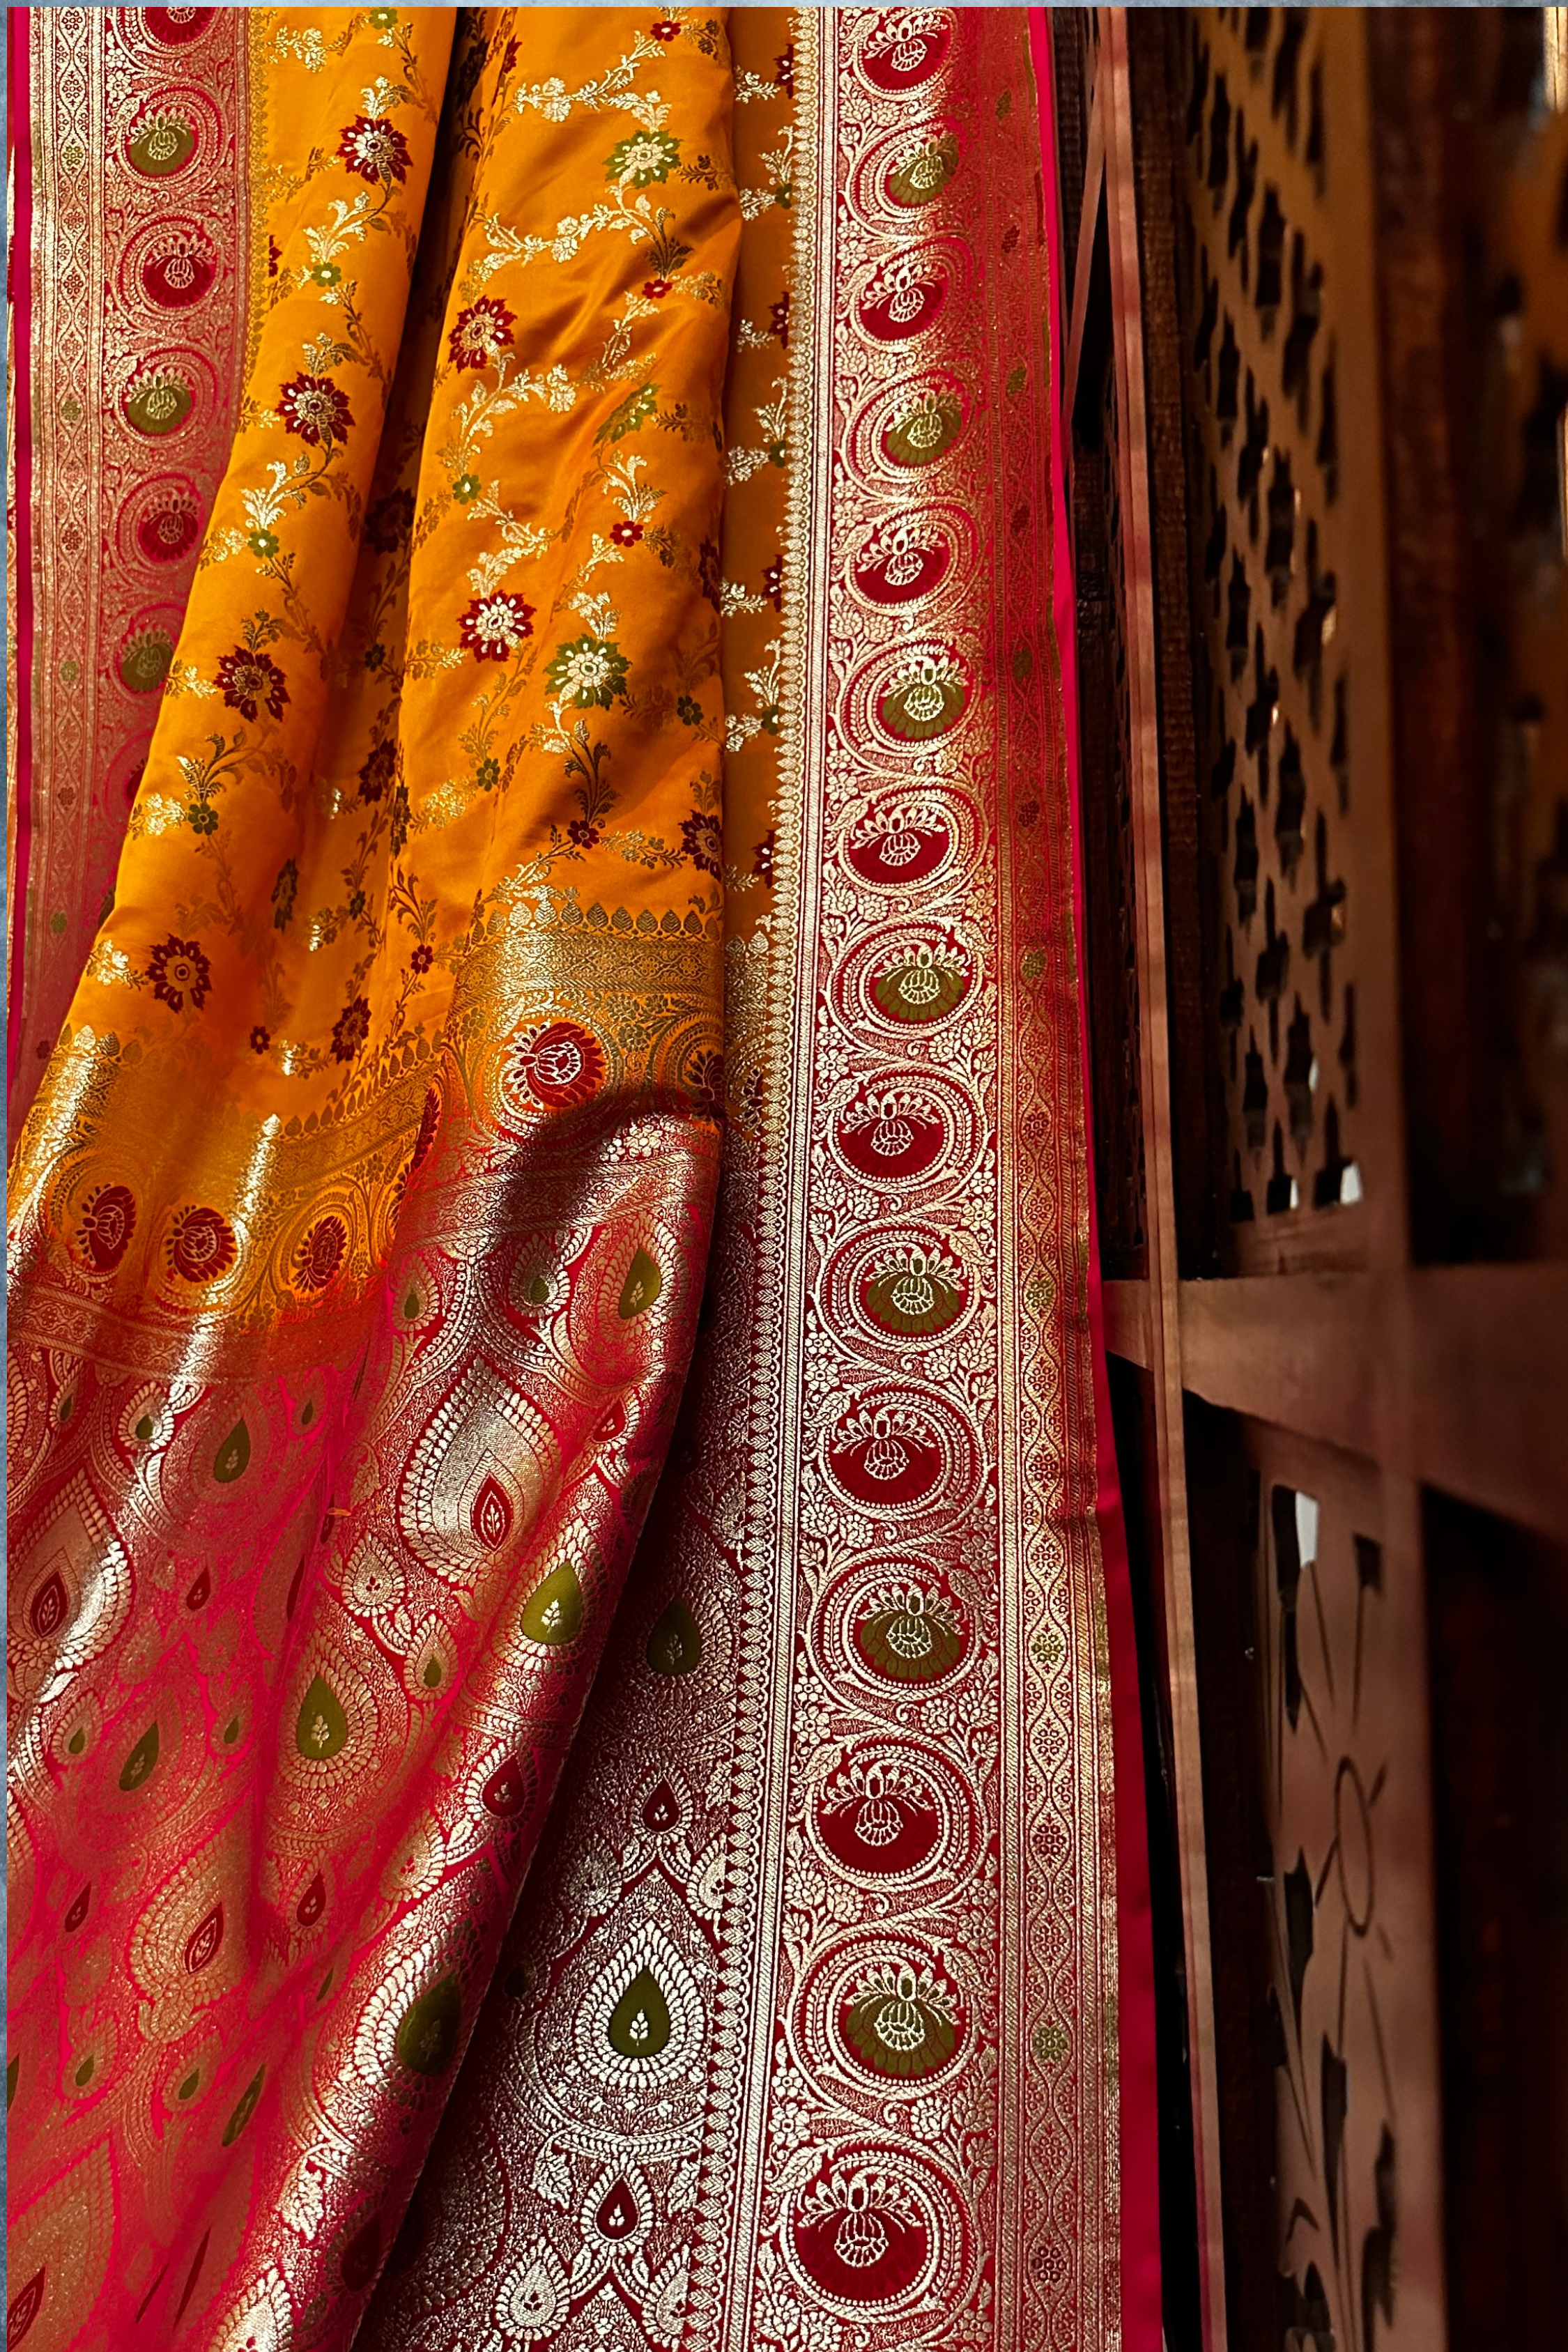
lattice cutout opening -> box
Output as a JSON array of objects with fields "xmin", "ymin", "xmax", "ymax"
[{"xmin": 1176, "ymin": 10, "xmax": 1365, "ymax": 1261}]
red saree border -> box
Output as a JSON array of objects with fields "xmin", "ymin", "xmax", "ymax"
[
  {"xmin": 8, "ymin": 3, "xmax": 36, "ymax": 1104},
  {"xmin": 1031, "ymin": 14, "xmax": 1162, "ymax": 2349}
]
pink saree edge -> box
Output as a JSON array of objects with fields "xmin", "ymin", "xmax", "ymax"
[
  {"xmin": 7, "ymin": 4, "xmax": 34, "ymax": 1112},
  {"xmin": 1029, "ymin": 13, "xmax": 1164, "ymax": 2349}
]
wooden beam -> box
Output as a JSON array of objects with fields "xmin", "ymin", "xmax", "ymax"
[
  {"xmin": 1177, "ymin": 1267, "xmax": 1568, "ymax": 1543},
  {"xmin": 1101, "ymin": 1277, "xmax": 1151, "ymax": 1369},
  {"xmin": 1062, "ymin": 98, "xmax": 1105, "ymax": 428}
]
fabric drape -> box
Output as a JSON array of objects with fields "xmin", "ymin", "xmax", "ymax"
[{"xmin": 6, "ymin": 12, "xmax": 1157, "ymax": 2351}]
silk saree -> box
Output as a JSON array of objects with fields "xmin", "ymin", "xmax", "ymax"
[{"xmin": 6, "ymin": 10, "xmax": 1158, "ymax": 2349}]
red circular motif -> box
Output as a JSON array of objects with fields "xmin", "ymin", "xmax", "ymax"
[
  {"xmin": 512, "ymin": 1021, "xmax": 606, "ymax": 1111},
  {"xmin": 76, "ymin": 1182, "xmax": 137, "ymax": 1273},
  {"xmin": 835, "ymin": 1083, "xmax": 946, "ymax": 1181},
  {"xmin": 857, "ymin": 259, "xmax": 948, "ymax": 343},
  {"xmin": 816, "ymin": 1760, "xmax": 941, "ymax": 1876},
  {"xmin": 167, "ymin": 1204, "xmax": 237, "ymax": 1283},
  {"xmin": 859, "ymin": 10, "xmax": 953, "ymax": 91},
  {"xmin": 139, "ymin": 224, "xmax": 217, "ymax": 309},
  {"xmin": 134, "ymin": 490, "xmax": 201, "ymax": 564},
  {"xmin": 845, "ymin": 805, "xmax": 952, "ymax": 887},
  {"xmin": 853, "ymin": 530, "xmax": 951, "ymax": 606},
  {"xmin": 141, "ymin": 7, "xmax": 217, "ymax": 45},
  {"xmin": 293, "ymin": 1215, "xmax": 347, "ymax": 1293},
  {"xmin": 827, "ymin": 1400, "xmax": 944, "ymax": 1508}
]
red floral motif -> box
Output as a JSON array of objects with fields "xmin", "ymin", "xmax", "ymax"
[
  {"xmin": 769, "ymin": 290, "xmax": 792, "ymax": 347},
  {"xmin": 249, "ymin": 1026, "xmax": 271, "ymax": 1054},
  {"xmin": 267, "ymin": 233, "xmax": 282, "ymax": 278},
  {"xmin": 364, "ymin": 487, "xmax": 415, "ymax": 552},
  {"xmin": 139, "ymin": 227, "xmax": 217, "ymax": 309},
  {"xmin": 277, "ymin": 373, "xmax": 353, "ymax": 448},
  {"xmin": 144, "ymin": 7, "xmax": 217, "ymax": 45},
  {"xmin": 763, "ymin": 554, "xmax": 784, "ymax": 610},
  {"xmin": 447, "ymin": 296, "xmax": 516, "ymax": 371},
  {"xmin": 167, "ymin": 1205, "xmax": 237, "ymax": 1283},
  {"xmin": 293, "ymin": 1215, "xmax": 347, "ymax": 1293},
  {"xmin": 610, "ymin": 520, "xmax": 643, "ymax": 547},
  {"xmin": 776, "ymin": 41, "xmax": 796, "ymax": 93},
  {"xmin": 680, "ymin": 808, "xmax": 723, "ymax": 878},
  {"xmin": 567, "ymin": 817, "xmax": 601, "ymax": 848},
  {"xmin": 650, "ymin": 19, "xmax": 682, "ymax": 38},
  {"xmin": 687, "ymin": 1049, "xmax": 726, "ymax": 1119},
  {"xmin": 643, "ymin": 277, "xmax": 672, "ymax": 300},
  {"xmin": 331, "ymin": 995, "xmax": 371, "ymax": 1064},
  {"xmin": 410, "ymin": 943, "xmax": 434, "ymax": 974},
  {"xmin": 217, "ymin": 646, "xmax": 288, "ymax": 722},
  {"xmin": 146, "ymin": 934, "xmax": 211, "ymax": 1014},
  {"xmin": 754, "ymin": 828, "xmax": 777, "ymax": 886},
  {"xmin": 136, "ymin": 492, "xmax": 201, "ymax": 564},
  {"xmin": 358, "ymin": 739, "xmax": 396, "ymax": 802},
  {"xmin": 459, "ymin": 592, "xmax": 535, "ymax": 661},
  {"xmin": 698, "ymin": 535, "xmax": 722, "ymax": 610},
  {"xmin": 337, "ymin": 115, "xmax": 411, "ymax": 187},
  {"xmin": 76, "ymin": 1183, "xmax": 137, "ymax": 1275},
  {"xmin": 512, "ymin": 1021, "xmax": 606, "ymax": 1110}
]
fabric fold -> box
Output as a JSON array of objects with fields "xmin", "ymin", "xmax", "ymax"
[{"xmin": 8, "ymin": 13, "xmax": 739, "ymax": 2344}]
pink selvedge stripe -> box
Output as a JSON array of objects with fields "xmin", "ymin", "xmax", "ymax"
[
  {"xmin": 1029, "ymin": 15, "xmax": 1163, "ymax": 2351},
  {"xmin": 7, "ymin": 4, "xmax": 36, "ymax": 1112}
]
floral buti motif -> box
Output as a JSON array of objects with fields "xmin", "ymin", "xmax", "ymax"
[
  {"xmin": 875, "ymin": 645, "xmax": 969, "ymax": 742},
  {"xmin": 881, "ymin": 382, "xmax": 963, "ymax": 468},
  {"xmin": 816, "ymin": 1754, "xmax": 941, "ymax": 1877},
  {"xmin": 505, "ymin": 1020, "xmax": 608, "ymax": 1114},
  {"xmin": 845, "ymin": 796, "xmax": 954, "ymax": 885},
  {"xmin": 831, "ymin": 1070, "xmax": 977, "ymax": 1187},
  {"xmin": 857, "ymin": 249, "xmax": 950, "ymax": 341},
  {"xmin": 854, "ymin": 1578, "xmax": 966, "ymax": 1682},
  {"xmin": 884, "ymin": 128, "xmax": 959, "ymax": 209},
  {"xmin": 858, "ymin": 8, "xmax": 955, "ymax": 94},
  {"xmin": 840, "ymin": 1954, "xmax": 960, "ymax": 2081},
  {"xmin": 859, "ymin": 1237, "xmax": 965, "ymax": 1338},
  {"xmin": 126, "ymin": 107, "xmax": 197, "ymax": 178},
  {"xmin": 863, "ymin": 932, "xmax": 973, "ymax": 1027},
  {"xmin": 785, "ymin": 2142, "xmax": 968, "ymax": 2323},
  {"xmin": 824, "ymin": 1384, "xmax": 978, "ymax": 1520},
  {"xmin": 852, "ymin": 511, "xmax": 954, "ymax": 604}
]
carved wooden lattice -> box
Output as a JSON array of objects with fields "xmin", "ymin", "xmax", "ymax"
[{"xmin": 1175, "ymin": 8, "xmax": 1365, "ymax": 1268}]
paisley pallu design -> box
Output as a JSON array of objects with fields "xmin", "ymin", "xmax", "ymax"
[
  {"xmin": 363, "ymin": 12, "xmax": 1135, "ymax": 2351},
  {"xmin": 7, "ymin": 6, "xmax": 254, "ymax": 1146},
  {"xmin": 7, "ymin": 13, "xmax": 738, "ymax": 2346}
]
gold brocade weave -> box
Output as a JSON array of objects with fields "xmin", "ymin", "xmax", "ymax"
[{"xmin": 8, "ymin": 11, "xmax": 1148, "ymax": 2351}]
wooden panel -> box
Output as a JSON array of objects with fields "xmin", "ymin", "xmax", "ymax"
[{"xmin": 1169, "ymin": 8, "xmax": 1399, "ymax": 1273}]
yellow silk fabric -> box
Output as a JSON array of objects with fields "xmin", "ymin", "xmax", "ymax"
[
  {"xmin": 7, "ymin": 15, "xmax": 751, "ymax": 2345},
  {"xmin": 10, "ymin": 7, "xmax": 737, "ymax": 1331}
]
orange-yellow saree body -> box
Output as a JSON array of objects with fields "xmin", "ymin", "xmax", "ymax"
[{"xmin": 8, "ymin": 12, "xmax": 1157, "ymax": 2351}]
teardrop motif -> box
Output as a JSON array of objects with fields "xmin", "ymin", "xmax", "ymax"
[
  {"xmin": 7, "ymin": 2266, "xmax": 46, "ymax": 2346},
  {"xmin": 29, "ymin": 1571, "xmax": 68, "ymax": 1639},
  {"xmin": 519, "ymin": 1561, "xmax": 583, "ymax": 1647},
  {"xmin": 294, "ymin": 1675, "xmax": 349, "ymax": 1760},
  {"xmin": 394, "ymin": 1974, "xmax": 461, "ymax": 2076},
  {"xmin": 595, "ymin": 2178, "xmax": 640, "ymax": 2240},
  {"xmin": 645, "ymin": 1598, "xmax": 701, "ymax": 1675},
  {"xmin": 63, "ymin": 1884, "xmax": 91, "ymax": 1933},
  {"xmin": 482, "ymin": 1755, "xmax": 531, "ymax": 1818},
  {"xmin": 221, "ymin": 2063, "xmax": 265, "ymax": 2145},
  {"xmin": 185, "ymin": 1565, "xmax": 211, "ymax": 1612},
  {"xmin": 642, "ymin": 1780, "xmax": 682, "ymax": 1834},
  {"xmin": 213, "ymin": 1420, "xmax": 250, "ymax": 1483},
  {"xmin": 617, "ymin": 1247, "xmax": 663, "ymax": 1321},
  {"xmin": 118, "ymin": 1721, "xmax": 160, "ymax": 1792},
  {"xmin": 607, "ymin": 1967, "xmax": 672, "ymax": 2061},
  {"xmin": 471, "ymin": 1474, "xmax": 513, "ymax": 1551},
  {"xmin": 296, "ymin": 1871, "xmax": 327, "ymax": 1926},
  {"xmin": 183, "ymin": 1901, "xmax": 224, "ymax": 1974}
]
